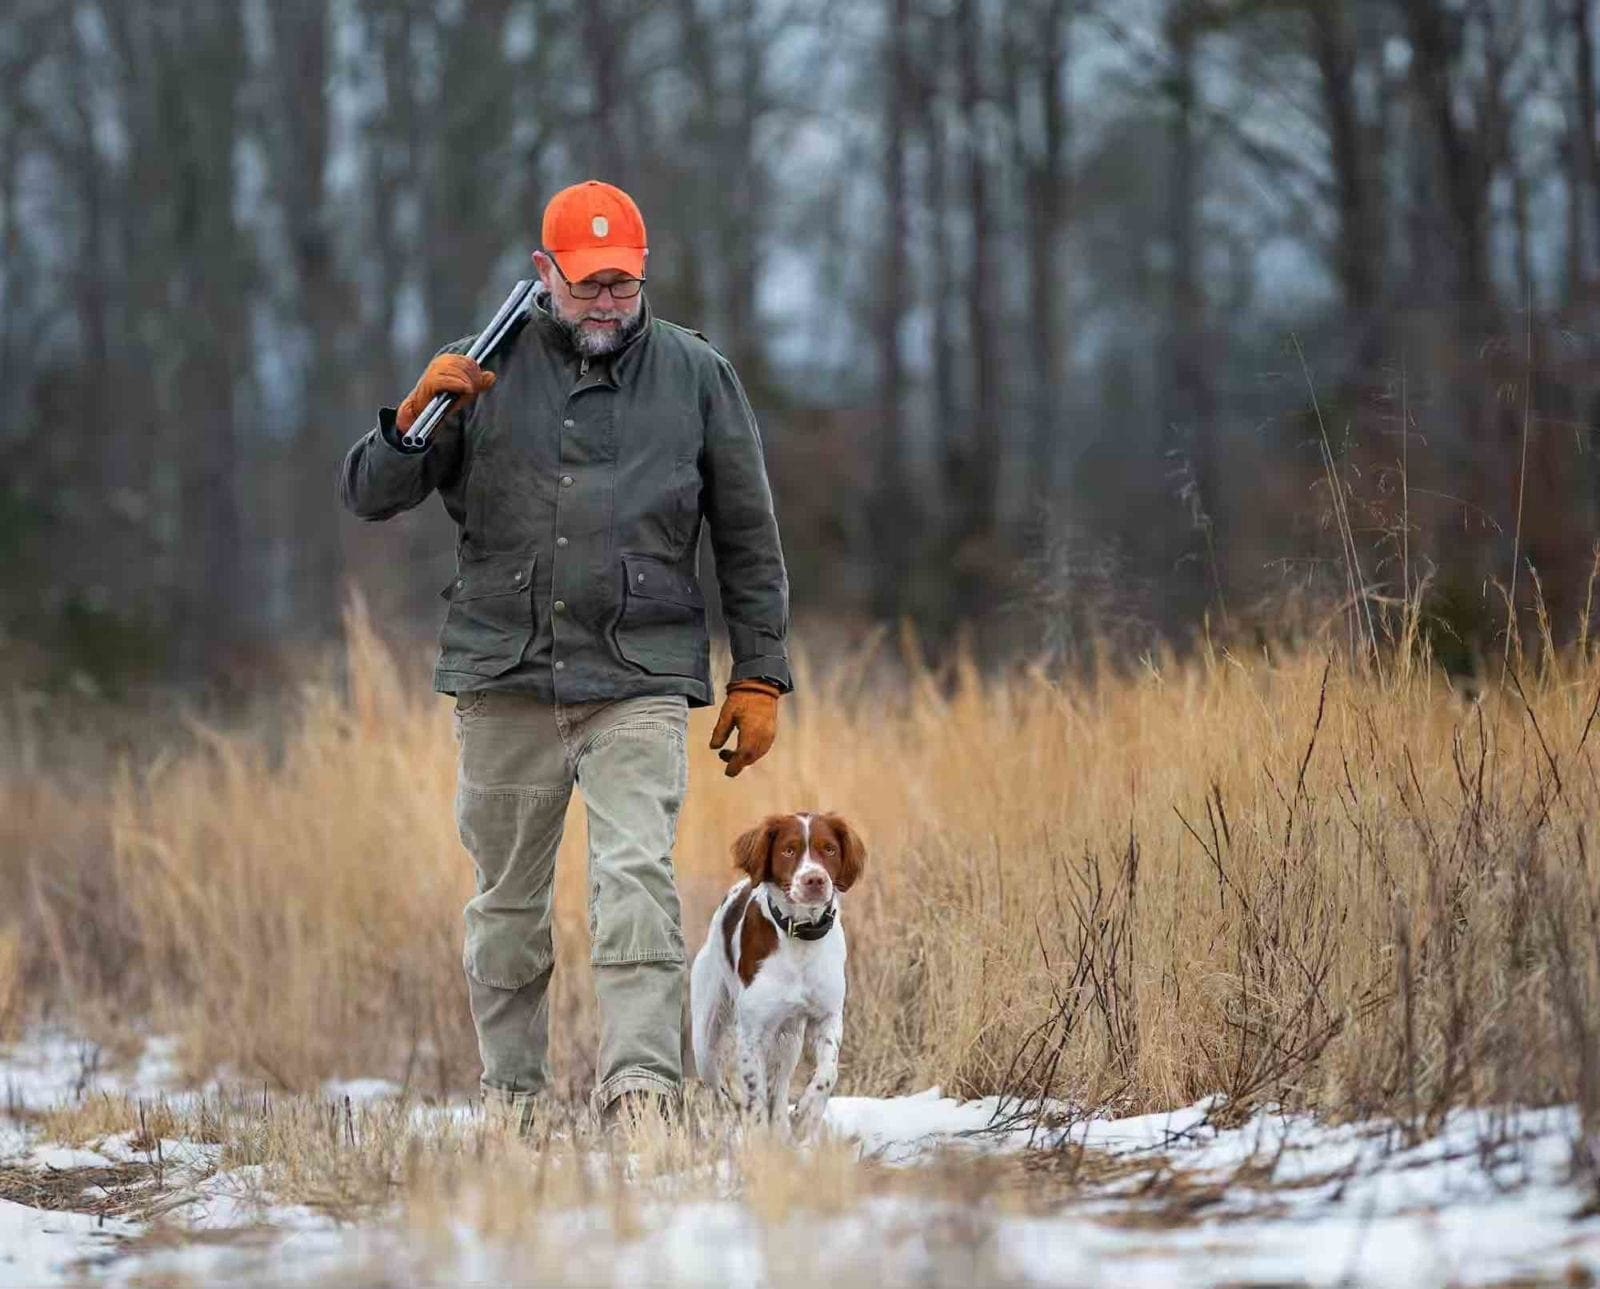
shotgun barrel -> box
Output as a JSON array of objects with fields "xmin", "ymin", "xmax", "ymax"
[{"xmin": 401, "ymin": 277, "xmax": 538, "ymax": 449}]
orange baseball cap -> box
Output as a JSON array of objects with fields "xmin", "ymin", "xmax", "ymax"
[{"xmin": 541, "ymin": 180, "xmax": 648, "ymax": 282}]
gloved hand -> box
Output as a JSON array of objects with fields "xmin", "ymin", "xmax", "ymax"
[
  {"xmin": 396, "ymin": 354, "xmax": 497, "ymax": 433},
  {"xmin": 709, "ymin": 679, "xmax": 782, "ymax": 777}
]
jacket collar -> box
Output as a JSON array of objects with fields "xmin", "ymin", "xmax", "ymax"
[
  {"xmin": 530, "ymin": 281, "xmax": 653, "ymax": 389},
  {"xmin": 761, "ymin": 885, "xmax": 837, "ymax": 942}
]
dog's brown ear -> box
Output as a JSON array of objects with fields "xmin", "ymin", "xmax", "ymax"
[
  {"xmin": 732, "ymin": 816, "xmax": 781, "ymax": 885},
  {"xmin": 822, "ymin": 813, "xmax": 867, "ymax": 892}
]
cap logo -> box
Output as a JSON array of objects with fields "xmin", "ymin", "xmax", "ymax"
[{"xmin": 592, "ymin": 215, "xmax": 610, "ymax": 238}]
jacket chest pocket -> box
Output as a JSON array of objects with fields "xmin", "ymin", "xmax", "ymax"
[
  {"xmin": 438, "ymin": 549, "xmax": 538, "ymax": 677},
  {"xmin": 612, "ymin": 553, "xmax": 709, "ymax": 682}
]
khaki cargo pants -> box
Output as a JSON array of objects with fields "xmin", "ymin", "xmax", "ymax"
[{"xmin": 452, "ymin": 688, "xmax": 690, "ymax": 1115}]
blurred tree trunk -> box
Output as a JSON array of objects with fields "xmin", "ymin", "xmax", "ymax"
[
  {"xmin": 170, "ymin": 0, "xmax": 250, "ymax": 671},
  {"xmin": 91, "ymin": 0, "xmax": 250, "ymax": 670},
  {"xmin": 423, "ymin": 4, "xmax": 517, "ymax": 346},
  {"xmin": 1402, "ymin": 0, "xmax": 1492, "ymax": 322},
  {"xmin": 0, "ymin": 73, "xmax": 19, "ymax": 424},
  {"xmin": 923, "ymin": 15, "xmax": 960, "ymax": 465},
  {"xmin": 948, "ymin": 0, "xmax": 1001, "ymax": 624},
  {"xmin": 581, "ymin": 0, "xmax": 627, "ymax": 181},
  {"xmin": 723, "ymin": 0, "xmax": 765, "ymax": 380},
  {"xmin": 1571, "ymin": 0, "xmax": 1600, "ymax": 294},
  {"xmin": 1017, "ymin": 0, "xmax": 1072, "ymax": 522},
  {"xmin": 62, "ymin": 17, "xmax": 129, "ymax": 619},
  {"xmin": 1566, "ymin": 124, "xmax": 1588, "ymax": 304},
  {"xmin": 99, "ymin": 0, "xmax": 171, "ymax": 628},
  {"xmin": 667, "ymin": 0, "xmax": 769, "ymax": 379},
  {"xmin": 870, "ymin": 0, "xmax": 914, "ymax": 622},
  {"xmin": 670, "ymin": 0, "xmax": 718, "ymax": 330},
  {"xmin": 1163, "ymin": 0, "xmax": 1220, "ymax": 619},
  {"xmin": 1398, "ymin": 0, "xmax": 1519, "ymax": 613},
  {"xmin": 358, "ymin": 1, "xmax": 419, "ymax": 417},
  {"xmin": 0, "ymin": 2, "xmax": 49, "ymax": 604},
  {"xmin": 263, "ymin": 3, "xmax": 349, "ymax": 643},
  {"xmin": 1310, "ymin": 0, "xmax": 1382, "ymax": 325}
]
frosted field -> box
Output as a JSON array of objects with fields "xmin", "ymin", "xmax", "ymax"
[{"xmin": 3, "ymin": 1029, "xmax": 1599, "ymax": 1287}]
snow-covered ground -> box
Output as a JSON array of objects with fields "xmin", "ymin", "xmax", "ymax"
[{"xmin": 2, "ymin": 1028, "xmax": 1599, "ymax": 1287}]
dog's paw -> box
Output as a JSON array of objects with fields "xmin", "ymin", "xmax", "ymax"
[{"xmin": 793, "ymin": 1092, "xmax": 829, "ymax": 1142}]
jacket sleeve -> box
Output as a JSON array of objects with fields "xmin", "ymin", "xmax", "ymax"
[
  {"xmin": 701, "ymin": 351, "xmax": 793, "ymax": 693},
  {"xmin": 337, "ymin": 335, "xmax": 476, "ymax": 522}
]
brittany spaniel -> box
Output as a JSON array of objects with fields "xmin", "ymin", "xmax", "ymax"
[{"xmin": 690, "ymin": 811, "xmax": 867, "ymax": 1137}]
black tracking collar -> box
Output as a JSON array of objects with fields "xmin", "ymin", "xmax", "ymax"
[{"xmin": 766, "ymin": 898, "xmax": 837, "ymax": 941}]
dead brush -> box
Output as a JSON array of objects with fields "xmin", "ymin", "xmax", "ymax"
[
  {"xmin": 6, "ymin": 592, "xmax": 1600, "ymax": 1141},
  {"xmin": 989, "ymin": 632, "xmax": 1600, "ymax": 1185},
  {"xmin": 0, "ymin": 1160, "xmax": 156, "ymax": 1218}
]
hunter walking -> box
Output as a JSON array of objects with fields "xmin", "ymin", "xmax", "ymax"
[{"xmin": 338, "ymin": 180, "xmax": 792, "ymax": 1129}]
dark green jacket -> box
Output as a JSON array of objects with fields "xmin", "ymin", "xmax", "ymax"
[{"xmin": 337, "ymin": 285, "xmax": 792, "ymax": 708}]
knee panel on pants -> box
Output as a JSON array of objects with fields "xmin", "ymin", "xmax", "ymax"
[
  {"xmin": 577, "ymin": 718, "xmax": 689, "ymax": 967},
  {"xmin": 457, "ymin": 785, "xmax": 564, "ymax": 989},
  {"xmin": 589, "ymin": 871, "xmax": 686, "ymax": 967}
]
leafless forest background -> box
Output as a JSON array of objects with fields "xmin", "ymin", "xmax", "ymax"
[{"xmin": 2, "ymin": 0, "xmax": 1600, "ymax": 698}]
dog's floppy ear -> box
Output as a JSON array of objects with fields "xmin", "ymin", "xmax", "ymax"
[
  {"xmin": 822, "ymin": 813, "xmax": 867, "ymax": 892},
  {"xmin": 732, "ymin": 815, "xmax": 781, "ymax": 885}
]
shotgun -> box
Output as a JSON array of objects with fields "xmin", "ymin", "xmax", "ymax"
[{"xmin": 400, "ymin": 277, "xmax": 539, "ymax": 449}]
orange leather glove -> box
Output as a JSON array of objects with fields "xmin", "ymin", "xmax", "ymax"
[
  {"xmin": 396, "ymin": 354, "xmax": 497, "ymax": 433},
  {"xmin": 709, "ymin": 679, "xmax": 782, "ymax": 777}
]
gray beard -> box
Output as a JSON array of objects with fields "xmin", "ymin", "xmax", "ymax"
[{"xmin": 555, "ymin": 301, "xmax": 647, "ymax": 357}]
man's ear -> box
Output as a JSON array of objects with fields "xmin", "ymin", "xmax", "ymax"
[
  {"xmin": 822, "ymin": 813, "xmax": 867, "ymax": 892},
  {"xmin": 531, "ymin": 249, "xmax": 555, "ymax": 290},
  {"xmin": 732, "ymin": 816, "xmax": 780, "ymax": 885}
]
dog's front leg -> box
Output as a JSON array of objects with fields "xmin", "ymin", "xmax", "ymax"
[
  {"xmin": 767, "ymin": 1020, "xmax": 805, "ymax": 1133},
  {"xmin": 794, "ymin": 1011, "xmax": 843, "ymax": 1140},
  {"xmin": 733, "ymin": 992, "xmax": 776, "ymax": 1122}
]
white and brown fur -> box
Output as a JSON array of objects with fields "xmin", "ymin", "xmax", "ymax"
[{"xmin": 690, "ymin": 811, "xmax": 866, "ymax": 1137}]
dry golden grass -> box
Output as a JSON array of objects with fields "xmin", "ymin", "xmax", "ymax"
[
  {"xmin": 0, "ymin": 927, "xmax": 22, "ymax": 1044},
  {"xmin": 0, "ymin": 1082, "xmax": 1349, "ymax": 1284},
  {"xmin": 4, "ymin": 596, "xmax": 1600, "ymax": 1131},
  {"xmin": 12, "ymin": 1085, "xmax": 987, "ymax": 1224}
]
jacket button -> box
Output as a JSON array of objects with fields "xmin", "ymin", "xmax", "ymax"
[
  {"xmin": 513, "ymin": 571, "xmax": 523, "ymax": 582},
  {"xmin": 560, "ymin": 475, "xmax": 573, "ymax": 487},
  {"xmin": 563, "ymin": 418, "xmax": 575, "ymax": 428},
  {"xmin": 556, "ymin": 536, "xmax": 568, "ymax": 547},
  {"xmin": 554, "ymin": 660, "xmax": 565, "ymax": 671},
  {"xmin": 636, "ymin": 573, "xmax": 645, "ymax": 583},
  {"xmin": 456, "ymin": 578, "xmax": 465, "ymax": 589},
  {"xmin": 553, "ymin": 600, "xmax": 566, "ymax": 613}
]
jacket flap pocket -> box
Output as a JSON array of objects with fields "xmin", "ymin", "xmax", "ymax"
[
  {"xmin": 441, "ymin": 550, "xmax": 537, "ymax": 602},
  {"xmin": 622, "ymin": 554, "xmax": 703, "ymax": 608}
]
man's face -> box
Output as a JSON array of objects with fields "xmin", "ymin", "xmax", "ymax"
[{"xmin": 532, "ymin": 249, "xmax": 647, "ymax": 358}]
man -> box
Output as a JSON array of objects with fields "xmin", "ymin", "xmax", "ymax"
[{"xmin": 338, "ymin": 179, "xmax": 791, "ymax": 1129}]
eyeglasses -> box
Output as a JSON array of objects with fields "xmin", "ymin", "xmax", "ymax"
[{"xmin": 550, "ymin": 258, "xmax": 645, "ymax": 300}]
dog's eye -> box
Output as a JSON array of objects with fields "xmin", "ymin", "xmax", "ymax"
[{"xmin": 825, "ymin": 843, "xmax": 837, "ymax": 853}]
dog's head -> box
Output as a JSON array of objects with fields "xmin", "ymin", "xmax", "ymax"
[{"xmin": 732, "ymin": 811, "xmax": 866, "ymax": 908}]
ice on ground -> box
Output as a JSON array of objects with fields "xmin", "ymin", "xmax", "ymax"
[
  {"xmin": 824, "ymin": 1086, "xmax": 1004, "ymax": 1161},
  {"xmin": 321, "ymin": 1076, "xmax": 403, "ymax": 1104},
  {"xmin": 0, "ymin": 1029, "xmax": 196, "ymax": 1114},
  {"xmin": 20, "ymin": 1144, "xmax": 120, "ymax": 1170},
  {"xmin": 0, "ymin": 1198, "xmax": 139, "ymax": 1286}
]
